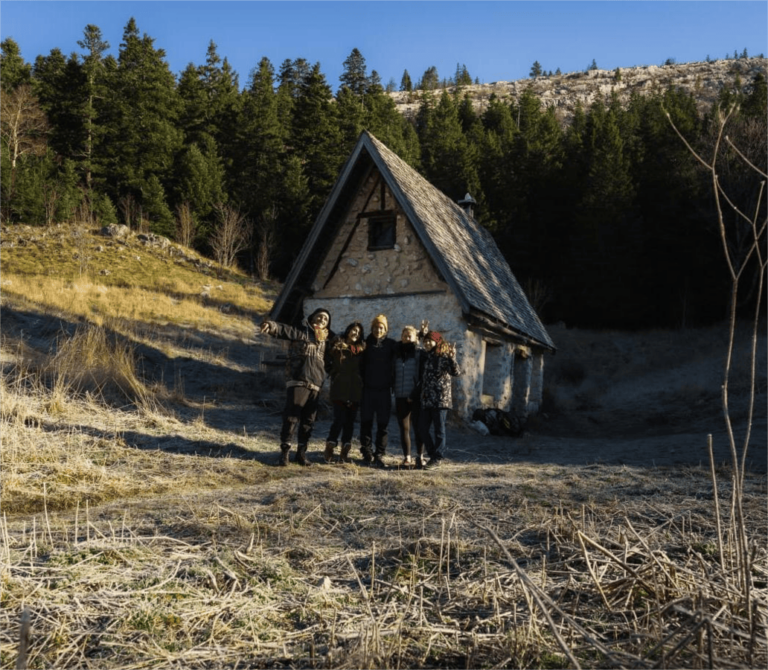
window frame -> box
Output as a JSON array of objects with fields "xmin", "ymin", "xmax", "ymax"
[{"xmin": 366, "ymin": 212, "xmax": 397, "ymax": 251}]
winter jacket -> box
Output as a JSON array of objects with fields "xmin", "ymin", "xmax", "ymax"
[
  {"xmin": 393, "ymin": 342, "xmax": 423, "ymax": 399},
  {"xmin": 262, "ymin": 308, "xmax": 334, "ymax": 390},
  {"xmin": 420, "ymin": 350, "xmax": 461, "ymax": 409},
  {"xmin": 361, "ymin": 335, "xmax": 396, "ymax": 391},
  {"xmin": 327, "ymin": 340, "xmax": 364, "ymax": 403}
]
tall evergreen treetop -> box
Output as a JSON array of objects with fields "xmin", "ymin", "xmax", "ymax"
[
  {"xmin": 418, "ymin": 66, "xmax": 439, "ymax": 91},
  {"xmin": 1, "ymin": 38, "xmax": 32, "ymax": 92},
  {"xmin": 102, "ymin": 17, "xmax": 181, "ymax": 231},
  {"xmin": 339, "ymin": 47, "xmax": 367, "ymax": 95},
  {"xmin": 400, "ymin": 69, "xmax": 412, "ymax": 92}
]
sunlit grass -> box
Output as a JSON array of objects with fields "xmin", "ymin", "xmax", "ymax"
[
  {"xmin": 2, "ymin": 274, "xmax": 270, "ymax": 337},
  {"xmin": 1, "ymin": 223, "xmax": 274, "ymax": 337}
]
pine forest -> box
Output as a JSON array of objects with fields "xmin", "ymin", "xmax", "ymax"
[{"xmin": 1, "ymin": 22, "xmax": 766, "ymax": 329}]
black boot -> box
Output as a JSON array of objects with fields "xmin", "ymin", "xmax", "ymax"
[
  {"xmin": 373, "ymin": 449, "xmax": 386, "ymax": 469},
  {"xmin": 360, "ymin": 446, "xmax": 374, "ymax": 464},
  {"xmin": 278, "ymin": 443, "xmax": 290, "ymax": 467},
  {"xmin": 295, "ymin": 443, "xmax": 311, "ymax": 467}
]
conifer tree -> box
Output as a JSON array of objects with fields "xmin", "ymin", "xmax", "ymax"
[
  {"xmin": 339, "ymin": 48, "xmax": 367, "ymax": 95},
  {"xmin": 236, "ymin": 57, "xmax": 284, "ymax": 219},
  {"xmin": 400, "ymin": 69, "xmax": 412, "ymax": 92},
  {"xmin": 0, "ymin": 38, "xmax": 32, "ymax": 93},
  {"xmin": 177, "ymin": 63, "xmax": 208, "ymax": 145},
  {"xmin": 366, "ymin": 86, "xmax": 421, "ymax": 167},
  {"xmin": 741, "ymin": 72, "xmax": 767, "ymax": 119},
  {"xmin": 290, "ymin": 62, "xmax": 343, "ymax": 222},
  {"xmin": 174, "ymin": 136, "xmax": 226, "ymax": 227},
  {"xmin": 198, "ymin": 41, "xmax": 241, "ymax": 169},
  {"xmin": 101, "ymin": 18, "xmax": 181, "ymax": 233},
  {"xmin": 76, "ymin": 25, "xmax": 110, "ymax": 194},
  {"xmin": 529, "ymin": 61, "xmax": 543, "ymax": 78},
  {"xmin": 418, "ymin": 66, "xmax": 439, "ymax": 91},
  {"xmin": 336, "ymin": 85, "xmax": 366, "ymax": 148},
  {"xmin": 454, "ymin": 63, "xmax": 472, "ymax": 87},
  {"xmin": 367, "ymin": 70, "xmax": 383, "ymax": 94},
  {"xmin": 32, "ymin": 49, "xmax": 81, "ymax": 161},
  {"xmin": 419, "ymin": 90, "xmax": 480, "ymax": 200}
]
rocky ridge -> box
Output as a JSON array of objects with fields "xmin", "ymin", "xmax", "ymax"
[{"xmin": 389, "ymin": 57, "xmax": 767, "ymax": 123}]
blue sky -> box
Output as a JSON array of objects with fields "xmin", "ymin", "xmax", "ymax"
[{"xmin": 2, "ymin": 1, "xmax": 766, "ymax": 89}]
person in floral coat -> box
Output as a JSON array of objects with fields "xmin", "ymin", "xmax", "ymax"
[{"xmin": 418, "ymin": 331, "xmax": 461, "ymax": 470}]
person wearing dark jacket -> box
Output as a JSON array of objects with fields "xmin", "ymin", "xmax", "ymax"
[
  {"xmin": 324, "ymin": 321, "xmax": 365, "ymax": 463},
  {"xmin": 393, "ymin": 325, "xmax": 425, "ymax": 468},
  {"xmin": 359, "ymin": 314, "xmax": 396, "ymax": 467},
  {"xmin": 419, "ymin": 331, "xmax": 461, "ymax": 470},
  {"xmin": 260, "ymin": 308, "xmax": 334, "ymax": 466}
]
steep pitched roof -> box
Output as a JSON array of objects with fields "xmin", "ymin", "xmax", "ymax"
[{"xmin": 271, "ymin": 130, "xmax": 555, "ymax": 352}]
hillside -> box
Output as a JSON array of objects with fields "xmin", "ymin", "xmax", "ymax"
[{"xmin": 390, "ymin": 57, "xmax": 767, "ymax": 123}]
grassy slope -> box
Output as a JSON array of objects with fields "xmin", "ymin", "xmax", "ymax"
[
  {"xmin": 1, "ymin": 223, "xmax": 766, "ymax": 669},
  {"xmin": 1, "ymin": 223, "xmax": 279, "ymax": 516}
]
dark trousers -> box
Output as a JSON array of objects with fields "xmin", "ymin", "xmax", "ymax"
[
  {"xmin": 360, "ymin": 387, "xmax": 391, "ymax": 454},
  {"xmin": 280, "ymin": 385, "xmax": 320, "ymax": 446},
  {"xmin": 327, "ymin": 401, "xmax": 359, "ymax": 445},
  {"xmin": 420, "ymin": 407, "xmax": 448, "ymax": 460},
  {"xmin": 395, "ymin": 397, "xmax": 424, "ymax": 458}
]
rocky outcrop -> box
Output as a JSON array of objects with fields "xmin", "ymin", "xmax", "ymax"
[{"xmin": 389, "ymin": 57, "xmax": 767, "ymax": 124}]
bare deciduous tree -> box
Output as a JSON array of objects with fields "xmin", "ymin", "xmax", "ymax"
[
  {"xmin": 210, "ymin": 203, "xmax": 251, "ymax": 270},
  {"xmin": 175, "ymin": 201, "xmax": 198, "ymax": 249},
  {"xmin": 667, "ymin": 103, "xmax": 767, "ymax": 611},
  {"xmin": 71, "ymin": 225, "xmax": 91, "ymax": 277},
  {"xmin": 76, "ymin": 189, "xmax": 95, "ymax": 227},
  {"xmin": 119, "ymin": 194, "xmax": 136, "ymax": 229},
  {"xmin": 42, "ymin": 183, "xmax": 60, "ymax": 227},
  {"xmin": 0, "ymin": 83, "xmax": 48, "ymax": 213}
]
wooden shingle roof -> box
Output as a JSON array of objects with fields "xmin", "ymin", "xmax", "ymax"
[{"xmin": 271, "ymin": 130, "xmax": 555, "ymax": 352}]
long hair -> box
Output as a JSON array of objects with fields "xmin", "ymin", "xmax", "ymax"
[{"xmin": 344, "ymin": 321, "xmax": 365, "ymax": 341}]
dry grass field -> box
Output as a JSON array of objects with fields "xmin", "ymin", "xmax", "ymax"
[{"xmin": 1, "ymin": 223, "xmax": 766, "ymax": 669}]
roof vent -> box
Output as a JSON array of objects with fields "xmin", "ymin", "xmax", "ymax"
[{"xmin": 457, "ymin": 193, "xmax": 477, "ymax": 218}]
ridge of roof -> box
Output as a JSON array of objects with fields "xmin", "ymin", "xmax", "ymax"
[{"xmin": 361, "ymin": 132, "xmax": 555, "ymax": 351}]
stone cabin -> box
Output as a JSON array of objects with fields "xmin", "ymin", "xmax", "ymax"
[{"xmin": 269, "ymin": 131, "xmax": 556, "ymax": 421}]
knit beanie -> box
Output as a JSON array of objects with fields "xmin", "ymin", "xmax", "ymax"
[
  {"xmin": 371, "ymin": 314, "xmax": 388, "ymax": 334},
  {"xmin": 426, "ymin": 331, "xmax": 442, "ymax": 343}
]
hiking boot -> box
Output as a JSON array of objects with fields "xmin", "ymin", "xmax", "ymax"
[
  {"xmin": 295, "ymin": 444, "xmax": 311, "ymax": 467},
  {"xmin": 278, "ymin": 444, "xmax": 291, "ymax": 467},
  {"xmin": 323, "ymin": 440, "xmax": 336, "ymax": 463},
  {"xmin": 360, "ymin": 448, "xmax": 374, "ymax": 464},
  {"xmin": 340, "ymin": 443, "xmax": 352, "ymax": 463},
  {"xmin": 372, "ymin": 456, "xmax": 386, "ymax": 469},
  {"xmin": 415, "ymin": 455, "xmax": 426, "ymax": 469},
  {"xmin": 424, "ymin": 457, "xmax": 443, "ymax": 471}
]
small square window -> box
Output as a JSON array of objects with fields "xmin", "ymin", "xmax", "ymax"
[{"xmin": 368, "ymin": 214, "xmax": 396, "ymax": 250}]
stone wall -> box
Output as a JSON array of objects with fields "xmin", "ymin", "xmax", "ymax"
[
  {"xmin": 313, "ymin": 171, "xmax": 447, "ymax": 299},
  {"xmin": 512, "ymin": 347, "xmax": 532, "ymax": 419},
  {"xmin": 305, "ymin": 292, "xmax": 546, "ymax": 421},
  {"xmin": 482, "ymin": 341, "xmax": 516, "ymax": 411}
]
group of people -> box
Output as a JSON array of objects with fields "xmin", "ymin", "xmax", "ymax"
[{"xmin": 259, "ymin": 308, "xmax": 461, "ymax": 470}]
